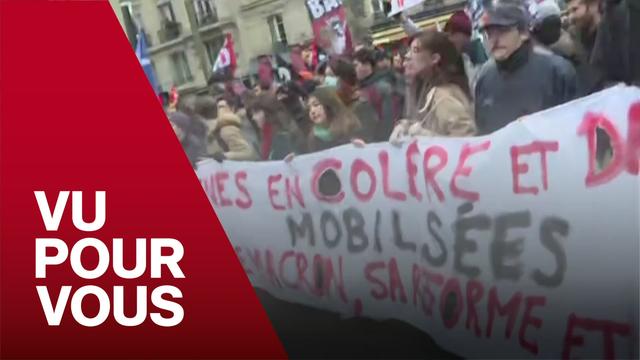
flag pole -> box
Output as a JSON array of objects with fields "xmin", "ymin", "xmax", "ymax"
[{"xmin": 184, "ymin": 0, "xmax": 211, "ymax": 88}]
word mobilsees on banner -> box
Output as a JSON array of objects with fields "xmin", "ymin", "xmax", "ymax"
[{"xmin": 197, "ymin": 86, "xmax": 640, "ymax": 359}]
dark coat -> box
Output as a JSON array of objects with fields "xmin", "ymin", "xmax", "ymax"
[
  {"xmin": 566, "ymin": 28, "xmax": 606, "ymax": 95},
  {"xmin": 169, "ymin": 111, "xmax": 206, "ymax": 167},
  {"xmin": 307, "ymin": 134, "xmax": 350, "ymax": 153},
  {"xmin": 263, "ymin": 121, "xmax": 304, "ymax": 161},
  {"xmin": 338, "ymin": 88, "xmax": 378, "ymax": 143},
  {"xmin": 358, "ymin": 71, "xmax": 397, "ymax": 141},
  {"xmin": 377, "ymin": 69, "xmax": 405, "ymax": 123},
  {"xmin": 349, "ymin": 98, "xmax": 378, "ymax": 143},
  {"xmin": 591, "ymin": 0, "xmax": 640, "ymax": 86},
  {"xmin": 181, "ymin": 134, "xmax": 206, "ymax": 166},
  {"xmin": 474, "ymin": 42, "xmax": 578, "ymax": 135}
]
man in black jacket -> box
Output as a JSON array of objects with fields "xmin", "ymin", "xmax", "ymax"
[
  {"xmin": 475, "ymin": 0, "xmax": 578, "ymax": 135},
  {"xmin": 567, "ymin": 0, "xmax": 602, "ymax": 59},
  {"xmin": 566, "ymin": 0, "xmax": 607, "ymax": 94},
  {"xmin": 591, "ymin": 0, "xmax": 640, "ymax": 86}
]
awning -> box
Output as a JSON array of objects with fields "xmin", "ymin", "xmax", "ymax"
[{"xmin": 372, "ymin": 13, "xmax": 454, "ymax": 46}]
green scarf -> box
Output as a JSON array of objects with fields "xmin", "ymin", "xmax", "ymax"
[{"xmin": 313, "ymin": 125, "xmax": 333, "ymax": 142}]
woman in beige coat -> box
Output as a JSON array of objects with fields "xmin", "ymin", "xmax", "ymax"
[
  {"xmin": 391, "ymin": 30, "xmax": 476, "ymax": 141},
  {"xmin": 206, "ymin": 97, "xmax": 258, "ymax": 162}
]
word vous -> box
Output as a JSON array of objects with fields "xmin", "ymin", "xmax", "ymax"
[{"xmin": 34, "ymin": 191, "xmax": 185, "ymax": 327}]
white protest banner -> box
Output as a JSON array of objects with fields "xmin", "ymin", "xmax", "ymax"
[
  {"xmin": 196, "ymin": 86, "xmax": 640, "ymax": 359},
  {"xmin": 389, "ymin": 0, "xmax": 424, "ymax": 17}
]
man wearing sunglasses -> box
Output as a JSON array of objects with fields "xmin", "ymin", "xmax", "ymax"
[{"xmin": 474, "ymin": 0, "xmax": 577, "ymax": 135}]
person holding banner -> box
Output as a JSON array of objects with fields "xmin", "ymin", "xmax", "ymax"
[
  {"xmin": 306, "ymin": 87, "xmax": 364, "ymax": 153},
  {"xmin": 398, "ymin": 11, "xmax": 486, "ymax": 91},
  {"xmin": 474, "ymin": 0, "xmax": 577, "ymax": 135},
  {"xmin": 390, "ymin": 31, "xmax": 475, "ymax": 140}
]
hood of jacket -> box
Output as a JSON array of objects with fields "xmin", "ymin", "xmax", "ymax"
[{"xmin": 214, "ymin": 111, "xmax": 242, "ymax": 131}]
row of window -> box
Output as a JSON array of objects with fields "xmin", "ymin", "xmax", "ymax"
[
  {"xmin": 155, "ymin": 1, "xmax": 287, "ymax": 46},
  {"xmin": 154, "ymin": 19, "xmax": 288, "ymax": 86},
  {"xmin": 156, "ymin": 0, "xmax": 387, "ymax": 27},
  {"xmin": 158, "ymin": 0, "xmax": 216, "ymax": 26},
  {"xmin": 122, "ymin": 0, "xmax": 323, "ymax": 86},
  {"xmin": 164, "ymin": 38, "xmax": 215, "ymax": 86},
  {"xmin": 167, "ymin": 36, "xmax": 234, "ymax": 85},
  {"xmin": 169, "ymin": 51, "xmax": 193, "ymax": 85},
  {"xmin": 123, "ymin": 0, "xmax": 389, "ymax": 47}
]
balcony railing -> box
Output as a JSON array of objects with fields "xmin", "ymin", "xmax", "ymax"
[
  {"xmin": 157, "ymin": 21, "xmax": 182, "ymax": 43},
  {"xmin": 198, "ymin": 13, "xmax": 218, "ymax": 27}
]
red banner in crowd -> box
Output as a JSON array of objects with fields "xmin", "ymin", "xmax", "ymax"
[{"xmin": 305, "ymin": 0, "xmax": 353, "ymax": 56}]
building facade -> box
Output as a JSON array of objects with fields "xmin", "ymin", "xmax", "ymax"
[
  {"xmin": 112, "ymin": 0, "xmax": 322, "ymax": 94},
  {"xmin": 111, "ymin": 1, "xmax": 465, "ymax": 94}
]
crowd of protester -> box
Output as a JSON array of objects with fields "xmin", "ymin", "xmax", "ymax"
[
  {"xmin": 166, "ymin": 0, "xmax": 639, "ymax": 167},
  {"xmin": 162, "ymin": 0, "xmax": 638, "ymax": 356}
]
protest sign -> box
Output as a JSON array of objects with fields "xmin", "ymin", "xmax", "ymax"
[
  {"xmin": 305, "ymin": 0, "xmax": 352, "ymax": 56},
  {"xmin": 274, "ymin": 54, "xmax": 292, "ymax": 83},
  {"xmin": 388, "ymin": 0, "xmax": 424, "ymax": 17},
  {"xmin": 196, "ymin": 86, "xmax": 640, "ymax": 359}
]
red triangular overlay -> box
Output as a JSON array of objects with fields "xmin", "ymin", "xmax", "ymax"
[{"xmin": 0, "ymin": 1, "xmax": 286, "ymax": 358}]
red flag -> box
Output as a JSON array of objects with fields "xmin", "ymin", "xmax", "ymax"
[
  {"xmin": 170, "ymin": 85, "xmax": 179, "ymax": 102},
  {"xmin": 168, "ymin": 85, "xmax": 179, "ymax": 112},
  {"xmin": 212, "ymin": 33, "xmax": 236, "ymax": 76}
]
